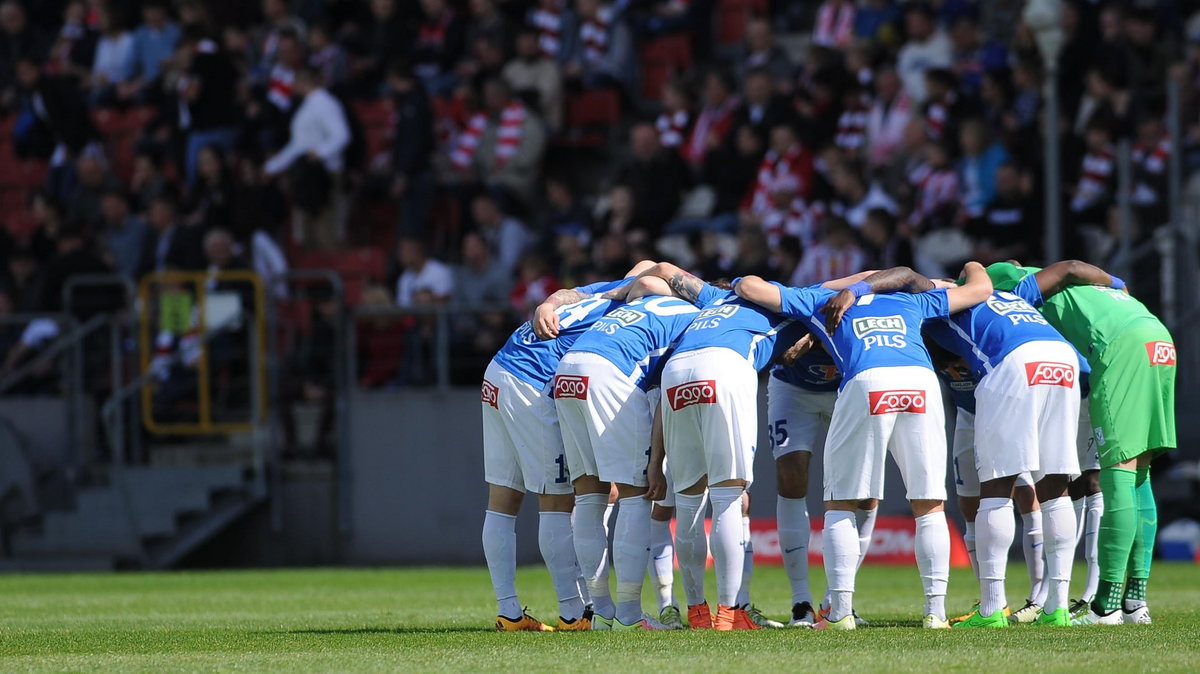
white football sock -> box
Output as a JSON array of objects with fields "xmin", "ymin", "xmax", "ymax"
[
  {"xmin": 674, "ymin": 492, "xmax": 709, "ymax": 607},
  {"xmin": 1021, "ymin": 509, "xmax": 1045, "ymax": 604},
  {"xmin": 855, "ymin": 506, "xmax": 878, "ymax": 566},
  {"xmin": 915, "ymin": 510, "xmax": 950, "ymax": 620},
  {"xmin": 482, "ymin": 510, "xmax": 521, "ymax": 618},
  {"xmin": 737, "ymin": 515, "xmax": 754, "ymax": 607},
  {"xmin": 648, "ymin": 517, "xmax": 676, "ymax": 611},
  {"xmin": 1040, "ymin": 496, "xmax": 1076, "ymax": 614},
  {"xmin": 823, "ymin": 510, "xmax": 859, "ymax": 622},
  {"xmin": 1082, "ymin": 492, "xmax": 1103, "ymax": 602},
  {"xmin": 708, "ymin": 486, "xmax": 744, "ymax": 608},
  {"xmin": 1073, "ymin": 496, "xmax": 1086, "ymax": 547},
  {"xmin": 975, "ymin": 498, "xmax": 1013, "ymax": 616},
  {"xmin": 613, "ymin": 496, "xmax": 652, "ymax": 625},
  {"xmin": 539, "ymin": 511, "xmax": 585, "ymax": 620},
  {"xmin": 963, "ymin": 520, "xmax": 978, "ymax": 579},
  {"xmin": 573, "ymin": 493, "xmax": 614, "ymax": 619},
  {"xmin": 777, "ymin": 495, "xmax": 811, "ymax": 605}
]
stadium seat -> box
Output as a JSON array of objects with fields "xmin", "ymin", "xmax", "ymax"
[
  {"xmin": 639, "ymin": 33, "xmax": 693, "ymax": 100},
  {"xmin": 559, "ymin": 89, "xmax": 621, "ymax": 148}
]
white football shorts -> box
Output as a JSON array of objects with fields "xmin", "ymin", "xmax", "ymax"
[
  {"xmin": 824, "ymin": 366, "xmax": 947, "ymax": 501},
  {"xmin": 481, "ymin": 359, "xmax": 572, "ymax": 495},
  {"xmin": 555, "ymin": 352, "xmax": 653, "ymax": 486},
  {"xmin": 765, "ymin": 376, "xmax": 837, "ymax": 460}
]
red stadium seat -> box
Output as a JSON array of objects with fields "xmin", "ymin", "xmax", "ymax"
[
  {"xmin": 639, "ymin": 33, "xmax": 694, "ymax": 100},
  {"xmin": 559, "ymin": 89, "xmax": 621, "ymax": 148}
]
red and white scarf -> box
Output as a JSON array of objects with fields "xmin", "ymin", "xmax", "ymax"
[
  {"xmin": 762, "ymin": 198, "xmax": 824, "ymax": 248},
  {"xmin": 683, "ymin": 96, "xmax": 738, "ymax": 166},
  {"xmin": 750, "ymin": 146, "xmax": 810, "ymax": 213},
  {"xmin": 793, "ymin": 242, "xmax": 865, "ymax": 287},
  {"xmin": 813, "ymin": 0, "xmax": 855, "ymax": 48},
  {"xmin": 1071, "ymin": 146, "xmax": 1114, "ymax": 212},
  {"xmin": 655, "ymin": 109, "xmax": 690, "ymax": 148},
  {"xmin": 450, "ymin": 103, "xmax": 527, "ymax": 170},
  {"xmin": 267, "ymin": 64, "xmax": 295, "ymax": 111},
  {"xmin": 529, "ymin": 2, "xmax": 564, "ymax": 58},
  {"xmin": 580, "ymin": 5, "xmax": 612, "ymax": 66},
  {"xmin": 835, "ymin": 104, "xmax": 868, "ymax": 151},
  {"xmin": 909, "ymin": 163, "xmax": 960, "ymax": 225},
  {"xmin": 925, "ymin": 99, "xmax": 950, "ymax": 139},
  {"xmin": 1134, "ymin": 136, "xmax": 1170, "ymax": 175}
]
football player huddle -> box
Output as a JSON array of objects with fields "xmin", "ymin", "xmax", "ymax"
[{"xmin": 479, "ymin": 257, "xmax": 1176, "ymax": 632}]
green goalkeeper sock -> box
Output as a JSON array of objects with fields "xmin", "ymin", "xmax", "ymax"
[
  {"xmin": 1124, "ymin": 577, "xmax": 1148, "ymax": 610},
  {"xmin": 1096, "ymin": 467, "xmax": 1137, "ymax": 613},
  {"xmin": 1128, "ymin": 466, "xmax": 1158, "ymax": 581}
]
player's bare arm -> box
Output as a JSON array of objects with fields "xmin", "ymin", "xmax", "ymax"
[
  {"xmin": 532, "ymin": 288, "xmax": 592, "ymax": 339},
  {"xmin": 625, "ymin": 275, "xmax": 674, "ymax": 301},
  {"xmin": 630, "ymin": 261, "xmax": 709, "ymax": 305},
  {"xmin": 818, "ymin": 269, "xmax": 883, "ymax": 290},
  {"xmin": 820, "ymin": 267, "xmax": 935, "ymax": 332},
  {"xmin": 644, "ymin": 404, "xmax": 667, "ymax": 502},
  {"xmin": 732, "ymin": 275, "xmax": 782, "ymax": 313},
  {"xmin": 624, "ymin": 259, "xmax": 658, "ymax": 278},
  {"xmin": 777, "ymin": 332, "xmax": 816, "ymax": 366},
  {"xmin": 945, "ymin": 261, "xmax": 993, "ymax": 313},
  {"xmin": 1033, "ymin": 260, "xmax": 1121, "ymax": 298}
]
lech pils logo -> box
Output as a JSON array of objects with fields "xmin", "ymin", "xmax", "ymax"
[
  {"xmin": 852, "ymin": 315, "xmax": 906, "ymax": 338},
  {"xmin": 605, "ymin": 307, "xmax": 645, "ymax": 326}
]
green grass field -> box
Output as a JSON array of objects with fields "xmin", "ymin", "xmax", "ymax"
[{"xmin": 1, "ymin": 563, "xmax": 1197, "ymax": 672}]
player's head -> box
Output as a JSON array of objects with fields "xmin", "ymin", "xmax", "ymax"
[{"xmin": 710, "ymin": 278, "xmax": 733, "ymax": 291}]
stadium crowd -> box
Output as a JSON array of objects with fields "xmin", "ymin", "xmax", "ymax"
[{"xmin": 0, "ymin": 0, "xmax": 1197, "ymax": 387}]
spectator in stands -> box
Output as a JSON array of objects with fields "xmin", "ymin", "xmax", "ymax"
[
  {"xmin": 731, "ymin": 67, "xmax": 793, "ymax": 143},
  {"xmin": 861, "ymin": 207, "xmax": 916, "ymax": 270},
  {"xmin": 8, "ymin": 55, "xmax": 95, "ymax": 161},
  {"xmin": 142, "ymin": 191, "xmax": 205, "ymax": 273},
  {"xmin": 790, "ymin": 217, "xmax": 866, "ymax": 287},
  {"xmin": 907, "ymin": 139, "xmax": 960, "ymax": 231},
  {"xmin": 1069, "ymin": 114, "xmax": 1116, "ymax": 231},
  {"xmin": 1131, "ymin": 113, "xmax": 1171, "ymax": 227},
  {"xmin": 256, "ymin": 0, "xmax": 307, "ymax": 79},
  {"xmin": 47, "ymin": 1, "xmax": 95, "ymax": 79},
  {"xmin": 90, "ymin": 4, "xmax": 137, "ymax": 105},
  {"xmin": 129, "ymin": 150, "xmax": 168, "ymax": 215},
  {"xmin": 0, "ymin": 0, "xmax": 49, "ymax": 99},
  {"xmin": 682, "ymin": 69, "xmax": 738, "ymax": 170},
  {"xmin": 503, "ymin": 26, "xmax": 563, "ymax": 132},
  {"xmin": 828, "ymin": 159, "xmax": 898, "ymax": 228},
  {"xmin": 130, "ymin": 0, "xmax": 180, "ymax": 101},
  {"xmin": 254, "ymin": 27, "xmax": 305, "ymax": 151},
  {"xmin": 354, "ymin": 0, "xmax": 408, "ymax": 90},
  {"xmin": 1125, "ymin": 7, "xmax": 1178, "ymax": 104},
  {"xmin": 526, "ymin": 0, "xmax": 571, "ymax": 63},
  {"xmin": 736, "ymin": 15, "xmax": 793, "ymax": 90},
  {"xmin": 177, "ymin": 28, "xmax": 240, "ymax": 186},
  {"xmin": 281, "ymin": 285, "xmax": 336, "ymax": 459},
  {"xmin": 834, "ymin": 78, "xmax": 870, "ymax": 158},
  {"xmin": 655, "ymin": 77, "xmax": 691, "ymax": 151},
  {"xmin": 813, "ymin": 0, "xmax": 856, "ymax": 49},
  {"xmin": 729, "ymin": 225, "xmax": 773, "ymax": 279},
  {"xmin": 412, "ymin": 0, "xmax": 467, "ymax": 95},
  {"xmin": 554, "ymin": 225, "xmax": 593, "ymax": 288},
  {"xmin": 613, "ymin": 122, "xmax": 689, "ymax": 240},
  {"xmin": 454, "ymin": 231, "xmax": 511, "ymax": 306},
  {"xmin": 471, "ymin": 192, "xmax": 533, "ymax": 272},
  {"xmin": 307, "ymin": 20, "xmax": 347, "ymax": 90},
  {"xmin": 922, "ymin": 68, "xmax": 970, "ymax": 150},
  {"xmin": 696, "ymin": 123, "xmax": 764, "ymax": 227},
  {"xmin": 746, "ymin": 123, "xmax": 815, "ymax": 218},
  {"xmin": 866, "ymin": 62, "xmax": 913, "ymax": 168},
  {"xmin": 3, "ymin": 246, "xmax": 39, "ymax": 312},
  {"xmin": 264, "ymin": 66, "xmax": 352, "ymax": 250},
  {"xmin": 540, "ymin": 176, "xmax": 592, "ymax": 244},
  {"xmin": 971, "ymin": 161, "xmax": 1037, "ymax": 264},
  {"xmin": 949, "ymin": 14, "xmax": 1005, "ymax": 101},
  {"xmin": 26, "ymin": 192, "xmax": 64, "ymax": 262},
  {"xmin": 98, "ymin": 189, "xmax": 148, "ymax": 281},
  {"xmin": 896, "ymin": 3, "xmax": 951, "ymax": 103},
  {"xmin": 394, "ymin": 236, "xmax": 455, "ymax": 307},
  {"xmin": 386, "ymin": 61, "xmax": 436, "ymax": 236},
  {"xmin": 465, "ymin": 0, "xmax": 513, "ymax": 55},
  {"xmin": 186, "ymin": 144, "xmax": 235, "ymax": 231},
  {"xmin": 563, "ymin": 0, "xmax": 634, "ymax": 91},
  {"xmin": 449, "ymin": 77, "xmax": 546, "ymax": 208},
  {"xmin": 854, "ymin": 0, "xmax": 901, "ymax": 44},
  {"xmin": 957, "ymin": 118, "xmax": 1009, "ymax": 218},
  {"xmin": 65, "ymin": 148, "xmax": 121, "ymax": 230},
  {"xmin": 744, "ymin": 173, "xmax": 817, "ymax": 248},
  {"xmin": 36, "ymin": 221, "xmax": 114, "ymax": 315},
  {"xmin": 509, "ymin": 251, "xmax": 560, "ymax": 316}
]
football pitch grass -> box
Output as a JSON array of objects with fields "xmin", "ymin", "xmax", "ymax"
[{"xmin": 1, "ymin": 563, "xmax": 1198, "ymax": 672}]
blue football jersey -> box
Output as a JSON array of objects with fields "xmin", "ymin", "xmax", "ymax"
[
  {"xmin": 924, "ymin": 288, "xmax": 1073, "ymax": 380},
  {"xmin": 935, "ymin": 362, "xmax": 978, "ymax": 414},
  {"xmin": 770, "ymin": 348, "xmax": 842, "ymax": 392},
  {"xmin": 569, "ymin": 287, "xmax": 723, "ymax": 390},
  {"xmin": 491, "ymin": 279, "xmax": 632, "ymax": 388},
  {"xmin": 672, "ymin": 288, "xmax": 810, "ymax": 372},
  {"xmin": 778, "ymin": 287, "xmax": 952, "ymax": 388}
]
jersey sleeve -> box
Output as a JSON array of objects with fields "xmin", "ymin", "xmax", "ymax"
[
  {"xmin": 914, "ymin": 288, "xmax": 951, "ymax": 319},
  {"xmin": 574, "ymin": 278, "xmax": 630, "ymax": 294},
  {"xmin": 695, "ymin": 284, "xmax": 724, "ymax": 307},
  {"xmin": 1011, "ymin": 275, "xmax": 1044, "ymax": 307},
  {"xmin": 923, "ymin": 318, "xmax": 960, "ymax": 355},
  {"xmin": 777, "ymin": 284, "xmax": 834, "ymax": 319}
]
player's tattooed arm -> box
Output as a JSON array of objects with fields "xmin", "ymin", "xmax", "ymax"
[
  {"xmin": 645, "ymin": 404, "xmax": 667, "ymax": 502},
  {"xmin": 532, "ymin": 288, "xmax": 591, "ymax": 339},
  {"xmin": 820, "ymin": 267, "xmax": 935, "ymax": 332},
  {"xmin": 1033, "ymin": 260, "xmax": 1121, "ymax": 299},
  {"xmin": 667, "ymin": 271, "xmax": 707, "ymax": 306}
]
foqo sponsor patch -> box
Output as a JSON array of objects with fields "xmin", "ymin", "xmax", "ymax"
[
  {"xmin": 481, "ymin": 379, "xmax": 499, "ymax": 408},
  {"xmin": 554, "ymin": 374, "xmax": 590, "ymax": 400},
  {"xmin": 668, "ymin": 380, "xmax": 717, "ymax": 411},
  {"xmin": 1146, "ymin": 341, "xmax": 1176, "ymax": 366},
  {"xmin": 1024, "ymin": 361, "xmax": 1076, "ymax": 387},
  {"xmin": 868, "ymin": 390, "xmax": 926, "ymax": 414}
]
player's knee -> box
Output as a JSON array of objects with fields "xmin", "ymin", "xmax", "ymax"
[
  {"xmin": 857, "ymin": 498, "xmax": 878, "ymax": 511},
  {"xmin": 538, "ymin": 492, "xmax": 574, "ymax": 512},
  {"xmin": 825, "ymin": 499, "xmax": 857, "ymax": 512},
  {"xmin": 488, "ymin": 485, "xmax": 524, "ymax": 514},
  {"xmin": 910, "ymin": 499, "xmax": 943, "ymax": 517},
  {"xmin": 1012, "ymin": 483, "xmax": 1038, "ymax": 512},
  {"xmin": 573, "ymin": 474, "xmax": 609, "ymax": 495},
  {"xmin": 651, "ymin": 505, "xmax": 675, "ymax": 521},
  {"xmin": 615, "ymin": 483, "xmax": 647, "ymax": 500},
  {"xmin": 958, "ymin": 496, "xmax": 980, "ymax": 521},
  {"xmin": 775, "ymin": 453, "xmax": 810, "ymax": 498},
  {"xmin": 680, "ymin": 476, "xmax": 707, "ymax": 496},
  {"xmin": 1035, "ymin": 474, "xmax": 1070, "ymax": 502}
]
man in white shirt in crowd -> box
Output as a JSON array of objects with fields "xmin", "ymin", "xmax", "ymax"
[
  {"xmin": 896, "ymin": 3, "xmax": 951, "ymax": 103},
  {"xmin": 395, "ymin": 237, "xmax": 455, "ymax": 307},
  {"xmin": 264, "ymin": 66, "xmax": 350, "ymax": 249}
]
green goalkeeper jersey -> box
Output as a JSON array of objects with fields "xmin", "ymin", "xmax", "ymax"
[{"xmin": 985, "ymin": 262, "xmax": 1163, "ymax": 358}]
